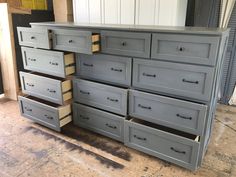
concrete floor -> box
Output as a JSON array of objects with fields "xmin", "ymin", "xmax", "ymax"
[{"xmin": 0, "ymin": 98, "xmax": 236, "ymax": 177}]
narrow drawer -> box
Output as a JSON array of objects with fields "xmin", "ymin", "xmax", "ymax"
[
  {"xmin": 151, "ymin": 33, "xmax": 219, "ymax": 66},
  {"xmin": 124, "ymin": 118, "xmax": 200, "ymax": 170},
  {"xmin": 17, "ymin": 27, "xmax": 51, "ymax": 49},
  {"xmin": 52, "ymin": 29, "xmax": 100, "ymax": 54},
  {"xmin": 101, "ymin": 31, "xmax": 151, "ymax": 58},
  {"xmin": 76, "ymin": 54, "xmax": 132, "ymax": 86},
  {"xmin": 73, "ymin": 79, "xmax": 128, "ymax": 115},
  {"xmin": 19, "ymin": 95, "xmax": 72, "ymax": 132},
  {"xmin": 21, "ymin": 47, "xmax": 75, "ymax": 78},
  {"xmin": 129, "ymin": 90, "xmax": 207, "ymax": 135},
  {"xmin": 73, "ymin": 103, "xmax": 124, "ymax": 142},
  {"xmin": 132, "ymin": 58, "xmax": 214, "ymax": 102},
  {"xmin": 20, "ymin": 72, "xmax": 72, "ymax": 105}
]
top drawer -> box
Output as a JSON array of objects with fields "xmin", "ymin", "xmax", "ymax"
[
  {"xmin": 151, "ymin": 33, "xmax": 220, "ymax": 66},
  {"xmin": 17, "ymin": 27, "xmax": 51, "ymax": 49},
  {"xmin": 101, "ymin": 31, "xmax": 151, "ymax": 58},
  {"xmin": 52, "ymin": 29, "xmax": 100, "ymax": 54}
]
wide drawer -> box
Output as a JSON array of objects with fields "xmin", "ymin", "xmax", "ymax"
[
  {"xmin": 132, "ymin": 58, "xmax": 214, "ymax": 102},
  {"xmin": 129, "ymin": 90, "xmax": 207, "ymax": 135},
  {"xmin": 101, "ymin": 31, "xmax": 151, "ymax": 58},
  {"xmin": 20, "ymin": 72, "xmax": 72, "ymax": 105},
  {"xmin": 52, "ymin": 29, "xmax": 100, "ymax": 54},
  {"xmin": 17, "ymin": 27, "xmax": 51, "ymax": 49},
  {"xmin": 21, "ymin": 47, "xmax": 75, "ymax": 78},
  {"xmin": 73, "ymin": 103, "xmax": 124, "ymax": 142},
  {"xmin": 76, "ymin": 54, "xmax": 132, "ymax": 86},
  {"xmin": 151, "ymin": 33, "xmax": 219, "ymax": 66},
  {"xmin": 19, "ymin": 95, "xmax": 72, "ymax": 132},
  {"xmin": 124, "ymin": 118, "xmax": 200, "ymax": 170},
  {"xmin": 73, "ymin": 79, "xmax": 128, "ymax": 115}
]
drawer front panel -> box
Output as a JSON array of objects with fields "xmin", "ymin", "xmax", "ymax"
[
  {"xmin": 52, "ymin": 29, "xmax": 98, "ymax": 54},
  {"xmin": 133, "ymin": 59, "xmax": 214, "ymax": 101},
  {"xmin": 151, "ymin": 34, "xmax": 219, "ymax": 66},
  {"xmin": 124, "ymin": 120, "xmax": 200, "ymax": 170},
  {"xmin": 21, "ymin": 47, "xmax": 72, "ymax": 78},
  {"xmin": 73, "ymin": 79, "xmax": 128, "ymax": 115},
  {"xmin": 73, "ymin": 103, "xmax": 124, "ymax": 142},
  {"xmin": 20, "ymin": 72, "xmax": 66, "ymax": 105},
  {"xmin": 76, "ymin": 54, "xmax": 132, "ymax": 86},
  {"xmin": 17, "ymin": 27, "xmax": 51, "ymax": 49},
  {"xmin": 129, "ymin": 90, "xmax": 207, "ymax": 135},
  {"xmin": 101, "ymin": 31, "xmax": 151, "ymax": 58}
]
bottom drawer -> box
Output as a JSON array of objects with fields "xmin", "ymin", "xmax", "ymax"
[
  {"xmin": 19, "ymin": 95, "xmax": 72, "ymax": 132},
  {"xmin": 124, "ymin": 118, "xmax": 200, "ymax": 170},
  {"xmin": 73, "ymin": 103, "xmax": 124, "ymax": 142}
]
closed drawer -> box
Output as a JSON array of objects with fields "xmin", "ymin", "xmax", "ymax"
[
  {"xmin": 129, "ymin": 90, "xmax": 207, "ymax": 135},
  {"xmin": 73, "ymin": 79, "xmax": 128, "ymax": 115},
  {"xmin": 132, "ymin": 58, "xmax": 214, "ymax": 102},
  {"xmin": 76, "ymin": 54, "xmax": 132, "ymax": 86},
  {"xmin": 20, "ymin": 72, "xmax": 72, "ymax": 105},
  {"xmin": 151, "ymin": 33, "xmax": 219, "ymax": 66},
  {"xmin": 101, "ymin": 31, "xmax": 151, "ymax": 58},
  {"xmin": 124, "ymin": 118, "xmax": 200, "ymax": 170},
  {"xmin": 73, "ymin": 103, "xmax": 124, "ymax": 142},
  {"xmin": 21, "ymin": 47, "xmax": 75, "ymax": 78},
  {"xmin": 17, "ymin": 27, "xmax": 51, "ymax": 49},
  {"xmin": 52, "ymin": 29, "xmax": 100, "ymax": 54},
  {"xmin": 19, "ymin": 95, "xmax": 72, "ymax": 132}
]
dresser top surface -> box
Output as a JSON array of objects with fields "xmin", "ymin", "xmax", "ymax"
[{"xmin": 30, "ymin": 22, "xmax": 229, "ymax": 35}]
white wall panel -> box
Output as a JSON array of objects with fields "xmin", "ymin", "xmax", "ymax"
[
  {"xmin": 89, "ymin": 0, "xmax": 102, "ymax": 23},
  {"xmin": 73, "ymin": 0, "xmax": 89, "ymax": 23},
  {"xmin": 120, "ymin": 0, "xmax": 135, "ymax": 24},
  {"xmin": 103, "ymin": 0, "xmax": 120, "ymax": 24}
]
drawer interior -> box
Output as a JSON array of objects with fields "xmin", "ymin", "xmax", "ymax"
[
  {"xmin": 92, "ymin": 34, "xmax": 100, "ymax": 52},
  {"xmin": 64, "ymin": 53, "xmax": 75, "ymax": 65},
  {"xmin": 129, "ymin": 118, "xmax": 199, "ymax": 142}
]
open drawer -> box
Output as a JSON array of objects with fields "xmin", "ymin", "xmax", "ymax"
[
  {"xmin": 19, "ymin": 95, "xmax": 72, "ymax": 132},
  {"xmin": 20, "ymin": 71, "xmax": 72, "ymax": 105},
  {"xmin": 52, "ymin": 29, "xmax": 100, "ymax": 54},
  {"xmin": 124, "ymin": 118, "xmax": 200, "ymax": 170},
  {"xmin": 21, "ymin": 47, "xmax": 75, "ymax": 78}
]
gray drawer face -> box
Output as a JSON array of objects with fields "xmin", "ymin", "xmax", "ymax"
[
  {"xmin": 52, "ymin": 29, "xmax": 99, "ymax": 54},
  {"xmin": 129, "ymin": 90, "xmax": 207, "ymax": 135},
  {"xmin": 101, "ymin": 31, "xmax": 151, "ymax": 58},
  {"xmin": 73, "ymin": 103, "xmax": 124, "ymax": 142},
  {"xmin": 73, "ymin": 79, "xmax": 128, "ymax": 115},
  {"xmin": 124, "ymin": 120, "xmax": 200, "ymax": 170},
  {"xmin": 132, "ymin": 59, "xmax": 214, "ymax": 101},
  {"xmin": 20, "ymin": 72, "xmax": 71, "ymax": 105},
  {"xmin": 151, "ymin": 34, "xmax": 219, "ymax": 66},
  {"xmin": 76, "ymin": 54, "xmax": 132, "ymax": 86},
  {"xmin": 21, "ymin": 47, "xmax": 74, "ymax": 78},
  {"xmin": 17, "ymin": 27, "xmax": 51, "ymax": 49}
]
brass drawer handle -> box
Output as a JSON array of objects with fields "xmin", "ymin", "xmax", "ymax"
[
  {"xmin": 133, "ymin": 135, "xmax": 146, "ymax": 141},
  {"xmin": 80, "ymin": 115, "xmax": 90, "ymax": 120},
  {"xmin": 26, "ymin": 83, "xmax": 34, "ymax": 87},
  {"xmin": 182, "ymin": 79, "xmax": 199, "ymax": 84},
  {"xmin": 170, "ymin": 147, "xmax": 186, "ymax": 154},
  {"xmin": 105, "ymin": 123, "xmax": 117, "ymax": 129},
  {"xmin": 44, "ymin": 114, "xmax": 53, "ymax": 120},
  {"xmin": 176, "ymin": 114, "xmax": 192, "ymax": 120},
  {"xmin": 83, "ymin": 63, "xmax": 93, "ymax": 67},
  {"xmin": 47, "ymin": 89, "xmax": 56, "ymax": 93},
  {"xmin": 138, "ymin": 104, "xmax": 151, "ymax": 110},
  {"xmin": 107, "ymin": 97, "xmax": 119, "ymax": 102},
  {"xmin": 111, "ymin": 67, "xmax": 122, "ymax": 72},
  {"xmin": 121, "ymin": 42, "xmax": 127, "ymax": 46},
  {"xmin": 177, "ymin": 46, "xmax": 185, "ymax": 52},
  {"xmin": 24, "ymin": 107, "xmax": 32, "ymax": 112},
  {"xmin": 80, "ymin": 90, "xmax": 90, "ymax": 95},
  {"xmin": 49, "ymin": 62, "xmax": 59, "ymax": 66},
  {"xmin": 143, "ymin": 73, "xmax": 156, "ymax": 78}
]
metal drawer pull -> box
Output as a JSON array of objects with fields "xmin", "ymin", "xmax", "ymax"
[
  {"xmin": 176, "ymin": 114, "xmax": 192, "ymax": 120},
  {"xmin": 133, "ymin": 135, "xmax": 146, "ymax": 141},
  {"xmin": 28, "ymin": 58, "xmax": 36, "ymax": 61},
  {"xmin": 111, "ymin": 68, "xmax": 122, "ymax": 72},
  {"xmin": 105, "ymin": 123, "xmax": 117, "ymax": 129},
  {"xmin": 47, "ymin": 89, "xmax": 56, "ymax": 93},
  {"xmin": 26, "ymin": 83, "xmax": 34, "ymax": 87},
  {"xmin": 182, "ymin": 79, "xmax": 199, "ymax": 84},
  {"xmin": 80, "ymin": 90, "xmax": 90, "ymax": 95},
  {"xmin": 121, "ymin": 42, "xmax": 127, "ymax": 46},
  {"xmin": 138, "ymin": 104, "xmax": 151, "ymax": 110},
  {"xmin": 83, "ymin": 63, "xmax": 93, "ymax": 67},
  {"xmin": 68, "ymin": 39, "xmax": 73, "ymax": 43},
  {"xmin": 31, "ymin": 36, "xmax": 35, "ymax": 39},
  {"xmin": 80, "ymin": 115, "xmax": 90, "ymax": 120},
  {"xmin": 49, "ymin": 62, "xmax": 58, "ymax": 66},
  {"xmin": 170, "ymin": 147, "xmax": 186, "ymax": 154},
  {"xmin": 24, "ymin": 107, "xmax": 32, "ymax": 112},
  {"xmin": 177, "ymin": 46, "xmax": 185, "ymax": 52},
  {"xmin": 44, "ymin": 114, "xmax": 53, "ymax": 120},
  {"xmin": 107, "ymin": 97, "xmax": 119, "ymax": 102},
  {"xmin": 143, "ymin": 73, "xmax": 156, "ymax": 78}
]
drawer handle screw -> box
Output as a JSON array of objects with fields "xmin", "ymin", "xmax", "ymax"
[
  {"xmin": 134, "ymin": 135, "xmax": 146, "ymax": 141},
  {"xmin": 170, "ymin": 147, "xmax": 186, "ymax": 154},
  {"xmin": 31, "ymin": 36, "xmax": 35, "ymax": 39},
  {"xmin": 176, "ymin": 114, "xmax": 192, "ymax": 120},
  {"xmin": 177, "ymin": 46, "xmax": 185, "ymax": 51},
  {"xmin": 68, "ymin": 39, "xmax": 73, "ymax": 43},
  {"xmin": 105, "ymin": 123, "xmax": 117, "ymax": 129},
  {"xmin": 182, "ymin": 79, "xmax": 199, "ymax": 84},
  {"xmin": 138, "ymin": 104, "xmax": 151, "ymax": 110},
  {"xmin": 121, "ymin": 42, "xmax": 127, "ymax": 46}
]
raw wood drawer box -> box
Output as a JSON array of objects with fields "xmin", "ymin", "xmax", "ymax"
[{"xmin": 17, "ymin": 23, "xmax": 229, "ymax": 170}]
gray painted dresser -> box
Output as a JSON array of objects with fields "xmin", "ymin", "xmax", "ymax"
[{"xmin": 17, "ymin": 22, "xmax": 229, "ymax": 170}]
